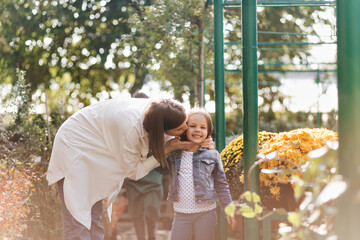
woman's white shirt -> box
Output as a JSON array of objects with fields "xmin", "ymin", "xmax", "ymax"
[{"xmin": 46, "ymin": 98, "xmax": 160, "ymax": 229}]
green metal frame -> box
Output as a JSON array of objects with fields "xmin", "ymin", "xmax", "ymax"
[
  {"xmin": 224, "ymin": 0, "xmax": 336, "ymax": 7},
  {"xmin": 213, "ymin": 0, "xmax": 342, "ymax": 239},
  {"xmin": 213, "ymin": 1, "xmax": 226, "ymax": 152},
  {"xmin": 214, "ymin": 1, "xmax": 227, "ymax": 239},
  {"xmin": 242, "ymin": 0, "xmax": 260, "ymax": 238},
  {"xmin": 336, "ymin": 0, "xmax": 360, "ymax": 239}
]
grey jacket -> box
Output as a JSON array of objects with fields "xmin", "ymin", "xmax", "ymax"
[{"xmin": 166, "ymin": 148, "xmax": 232, "ymax": 209}]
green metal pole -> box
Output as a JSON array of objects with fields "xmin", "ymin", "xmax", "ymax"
[
  {"xmin": 336, "ymin": 0, "xmax": 360, "ymax": 239},
  {"xmin": 214, "ymin": 1, "xmax": 227, "ymax": 240},
  {"xmin": 242, "ymin": 0, "xmax": 260, "ymax": 239},
  {"xmin": 214, "ymin": 0, "xmax": 226, "ymax": 151}
]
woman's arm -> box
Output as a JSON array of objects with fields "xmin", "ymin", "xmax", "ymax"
[
  {"xmin": 165, "ymin": 136, "xmax": 195, "ymax": 155},
  {"xmin": 121, "ymin": 124, "xmax": 161, "ymax": 180},
  {"xmin": 127, "ymin": 155, "xmax": 160, "ymax": 180}
]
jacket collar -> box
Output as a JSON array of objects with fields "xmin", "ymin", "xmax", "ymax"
[{"xmin": 198, "ymin": 147, "xmax": 207, "ymax": 152}]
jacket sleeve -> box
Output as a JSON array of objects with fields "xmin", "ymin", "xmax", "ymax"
[{"xmin": 213, "ymin": 151, "xmax": 233, "ymax": 209}]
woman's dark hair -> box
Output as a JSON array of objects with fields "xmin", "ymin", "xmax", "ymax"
[
  {"xmin": 143, "ymin": 99, "xmax": 186, "ymax": 168},
  {"xmin": 180, "ymin": 108, "xmax": 213, "ymax": 141}
]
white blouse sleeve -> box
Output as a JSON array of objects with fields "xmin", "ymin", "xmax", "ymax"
[
  {"xmin": 126, "ymin": 155, "xmax": 160, "ymax": 180},
  {"xmin": 122, "ymin": 125, "xmax": 160, "ymax": 180}
]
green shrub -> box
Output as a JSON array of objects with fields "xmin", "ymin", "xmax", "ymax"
[{"xmin": 0, "ymin": 69, "xmax": 67, "ymax": 239}]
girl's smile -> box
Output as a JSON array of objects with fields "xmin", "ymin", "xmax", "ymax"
[{"xmin": 186, "ymin": 113, "xmax": 208, "ymax": 144}]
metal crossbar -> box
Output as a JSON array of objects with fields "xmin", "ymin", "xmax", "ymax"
[
  {"xmin": 226, "ymin": 30, "xmax": 336, "ymax": 38},
  {"xmin": 225, "ymin": 69, "xmax": 337, "ymax": 73},
  {"xmin": 225, "ymin": 61, "xmax": 337, "ymax": 66},
  {"xmin": 223, "ymin": 0, "xmax": 336, "ymax": 7},
  {"xmin": 225, "ymin": 41, "xmax": 336, "ymax": 46}
]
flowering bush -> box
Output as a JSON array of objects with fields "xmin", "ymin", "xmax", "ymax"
[
  {"xmin": 224, "ymin": 128, "xmax": 340, "ymax": 239},
  {"xmin": 225, "ymin": 141, "xmax": 343, "ymax": 240},
  {"xmin": 220, "ymin": 128, "xmax": 338, "ymax": 200},
  {"xmin": 259, "ymin": 128, "xmax": 337, "ymax": 199},
  {"xmin": 220, "ymin": 131, "xmax": 277, "ymax": 198}
]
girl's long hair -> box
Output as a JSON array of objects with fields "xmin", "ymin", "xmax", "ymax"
[{"xmin": 143, "ymin": 99, "xmax": 186, "ymax": 168}]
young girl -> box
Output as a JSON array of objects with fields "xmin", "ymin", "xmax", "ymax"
[{"xmin": 166, "ymin": 108, "xmax": 234, "ymax": 240}]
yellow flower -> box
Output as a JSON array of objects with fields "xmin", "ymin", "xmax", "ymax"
[
  {"xmin": 240, "ymin": 174, "xmax": 244, "ymax": 183},
  {"xmin": 221, "ymin": 131, "xmax": 277, "ymax": 198}
]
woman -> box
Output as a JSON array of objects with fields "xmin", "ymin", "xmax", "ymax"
[{"xmin": 47, "ymin": 97, "xmax": 198, "ymax": 240}]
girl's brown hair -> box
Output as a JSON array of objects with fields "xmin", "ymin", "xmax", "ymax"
[
  {"xmin": 181, "ymin": 108, "xmax": 213, "ymax": 141},
  {"xmin": 143, "ymin": 99, "xmax": 186, "ymax": 168}
]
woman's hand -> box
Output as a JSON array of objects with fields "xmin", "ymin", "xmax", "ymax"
[
  {"xmin": 165, "ymin": 137, "xmax": 195, "ymax": 155},
  {"xmin": 200, "ymin": 136, "xmax": 215, "ymax": 149}
]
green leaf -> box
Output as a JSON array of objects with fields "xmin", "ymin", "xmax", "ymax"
[
  {"xmin": 243, "ymin": 191, "xmax": 261, "ymax": 203},
  {"xmin": 254, "ymin": 203, "xmax": 263, "ymax": 214},
  {"xmin": 224, "ymin": 202, "xmax": 236, "ymax": 217},
  {"xmin": 287, "ymin": 212, "xmax": 301, "ymax": 228},
  {"xmin": 293, "ymin": 182, "xmax": 305, "ymax": 200},
  {"xmin": 275, "ymin": 208, "xmax": 288, "ymax": 215},
  {"xmin": 239, "ymin": 205, "xmax": 257, "ymax": 218}
]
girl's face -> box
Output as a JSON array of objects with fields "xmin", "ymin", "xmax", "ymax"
[
  {"xmin": 165, "ymin": 117, "xmax": 188, "ymax": 136},
  {"xmin": 186, "ymin": 113, "xmax": 208, "ymax": 144}
]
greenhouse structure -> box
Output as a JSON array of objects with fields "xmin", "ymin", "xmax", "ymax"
[{"xmin": 211, "ymin": 0, "xmax": 360, "ymax": 239}]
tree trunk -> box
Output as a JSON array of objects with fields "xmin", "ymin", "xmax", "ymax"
[{"xmin": 196, "ymin": 16, "xmax": 205, "ymax": 107}]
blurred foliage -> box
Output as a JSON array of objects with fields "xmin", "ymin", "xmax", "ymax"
[
  {"xmin": 224, "ymin": 108, "xmax": 338, "ymax": 137},
  {"xmin": 0, "ymin": 0, "xmax": 149, "ymax": 107},
  {"xmin": 278, "ymin": 142, "xmax": 342, "ymax": 239},
  {"xmin": 0, "ymin": 165, "xmax": 31, "ymax": 238},
  {"xmin": 0, "ymin": 70, "xmax": 68, "ymax": 239},
  {"xmin": 134, "ymin": 0, "xmax": 214, "ymax": 105},
  {"xmin": 0, "ymin": 0, "xmax": 336, "ymax": 113}
]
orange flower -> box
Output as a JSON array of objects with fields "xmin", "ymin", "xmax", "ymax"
[{"xmin": 270, "ymin": 186, "xmax": 281, "ymax": 199}]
